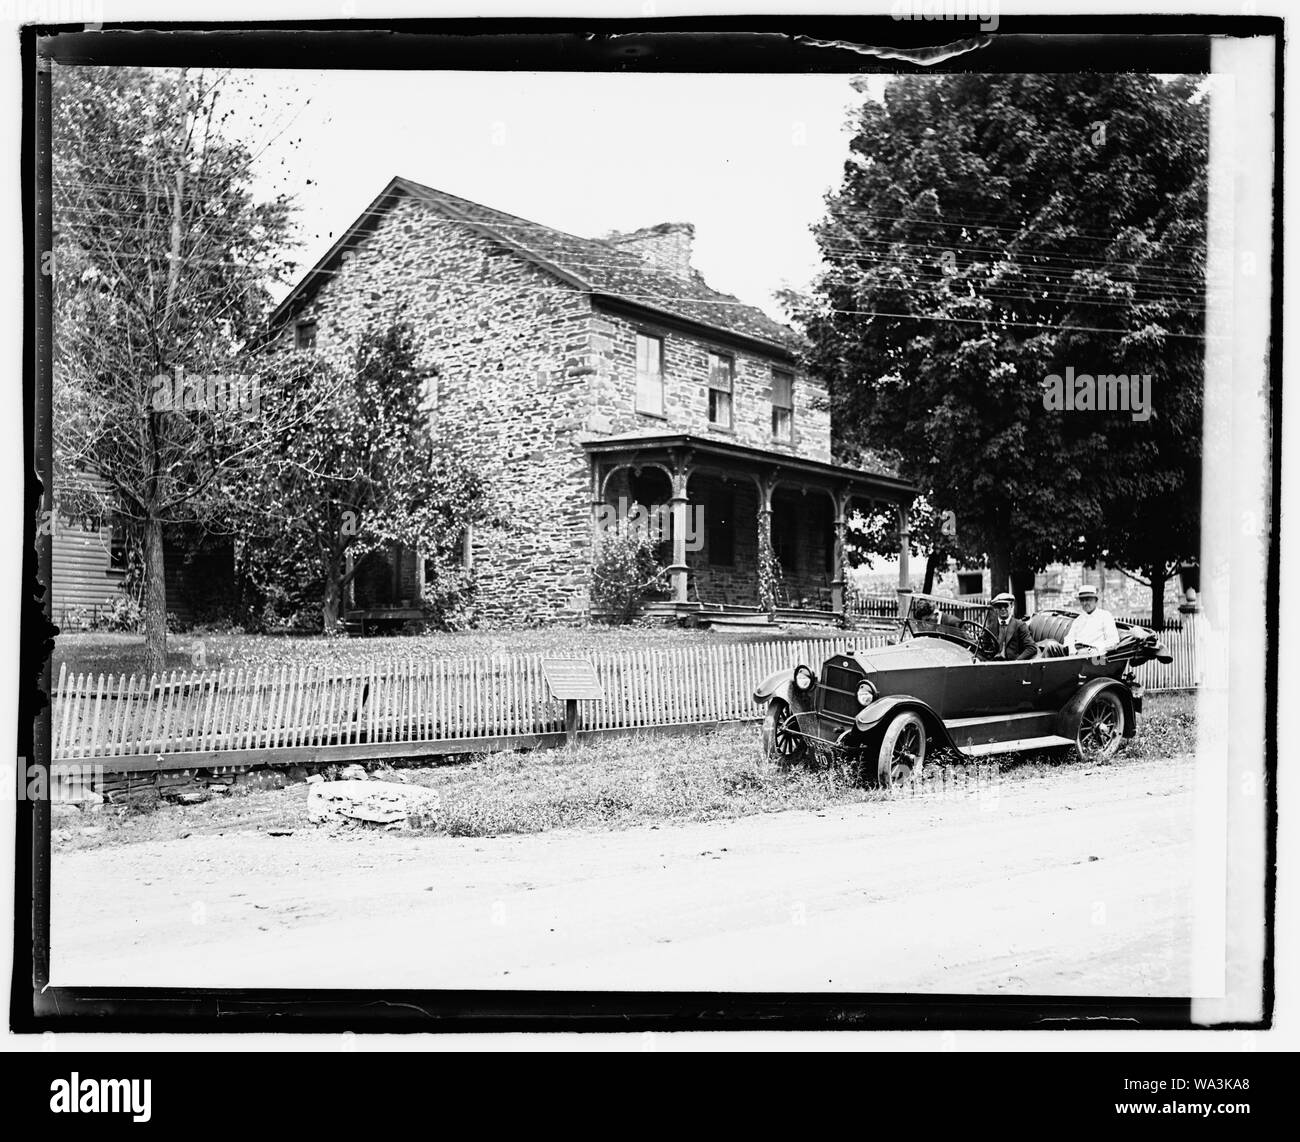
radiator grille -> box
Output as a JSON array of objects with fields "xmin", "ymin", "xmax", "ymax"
[{"xmin": 819, "ymin": 660, "xmax": 862, "ymax": 722}]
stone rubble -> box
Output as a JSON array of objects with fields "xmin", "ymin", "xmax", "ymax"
[{"xmin": 306, "ymin": 779, "xmax": 439, "ymax": 829}]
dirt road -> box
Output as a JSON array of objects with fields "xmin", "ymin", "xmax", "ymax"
[{"xmin": 51, "ymin": 755, "xmax": 1193, "ymax": 995}]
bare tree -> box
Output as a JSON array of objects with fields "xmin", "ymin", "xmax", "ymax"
[{"xmin": 52, "ymin": 65, "xmax": 304, "ymax": 672}]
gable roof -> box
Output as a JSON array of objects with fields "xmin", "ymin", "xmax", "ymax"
[{"xmin": 270, "ymin": 176, "xmax": 802, "ymax": 358}]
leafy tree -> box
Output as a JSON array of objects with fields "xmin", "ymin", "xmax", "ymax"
[
  {"xmin": 243, "ymin": 322, "xmax": 495, "ymax": 632},
  {"xmin": 843, "ymin": 493, "xmax": 983, "ymax": 595},
  {"xmin": 791, "ymin": 74, "xmax": 1206, "ymax": 616},
  {"xmin": 52, "ymin": 66, "xmax": 302, "ymax": 672}
]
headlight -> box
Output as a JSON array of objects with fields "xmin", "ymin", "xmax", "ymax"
[
  {"xmin": 856, "ymin": 680, "xmax": 876, "ymax": 706},
  {"xmin": 793, "ymin": 665, "xmax": 815, "ymax": 691}
]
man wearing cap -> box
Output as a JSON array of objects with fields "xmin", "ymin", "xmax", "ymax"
[
  {"xmin": 1066, "ymin": 585, "xmax": 1119, "ymax": 655},
  {"xmin": 989, "ymin": 592, "xmax": 1038, "ymax": 660}
]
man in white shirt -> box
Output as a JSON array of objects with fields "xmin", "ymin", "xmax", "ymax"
[{"xmin": 1066, "ymin": 585, "xmax": 1119, "ymax": 655}]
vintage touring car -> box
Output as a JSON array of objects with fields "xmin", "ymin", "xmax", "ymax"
[{"xmin": 754, "ymin": 593, "xmax": 1174, "ymax": 785}]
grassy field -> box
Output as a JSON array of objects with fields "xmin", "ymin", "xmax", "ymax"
[
  {"xmin": 53, "ymin": 623, "xmax": 854, "ymax": 679},
  {"xmin": 53, "ymin": 692, "xmax": 1197, "ymax": 850}
]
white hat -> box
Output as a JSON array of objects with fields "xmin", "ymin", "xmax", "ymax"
[{"xmin": 1077, "ymin": 585, "xmax": 1099, "ymax": 599}]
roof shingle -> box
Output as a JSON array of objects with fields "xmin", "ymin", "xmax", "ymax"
[{"xmin": 297, "ymin": 176, "xmax": 803, "ymax": 355}]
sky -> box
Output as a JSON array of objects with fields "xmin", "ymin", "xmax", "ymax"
[{"xmin": 223, "ymin": 70, "xmax": 887, "ymax": 322}]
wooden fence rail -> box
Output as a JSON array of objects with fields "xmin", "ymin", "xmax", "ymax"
[{"xmin": 51, "ymin": 627, "xmax": 1201, "ymax": 765}]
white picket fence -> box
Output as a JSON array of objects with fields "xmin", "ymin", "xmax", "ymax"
[{"xmin": 51, "ymin": 627, "xmax": 1200, "ymax": 765}]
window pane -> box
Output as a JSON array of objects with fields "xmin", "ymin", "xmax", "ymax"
[
  {"xmin": 772, "ymin": 370, "xmax": 793, "ymax": 407},
  {"xmin": 772, "ymin": 406, "xmax": 792, "ymax": 441},
  {"xmin": 709, "ymin": 388, "xmax": 732, "ymax": 428},
  {"xmin": 636, "ymin": 335, "xmax": 664, "ymax": 415},
  {"xmin": 708, "ymin": 353, "xmax": 733, "ymax": 391},
  {"xmin": 637, "ymin": 370, "xmax": 664, "ymax": 416}
]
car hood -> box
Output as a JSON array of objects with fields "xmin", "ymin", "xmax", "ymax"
[{"xmin": 850, "ymin": 637, "xmax": 973, "ymax": 673}]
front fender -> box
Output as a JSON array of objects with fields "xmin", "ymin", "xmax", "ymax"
[
  {"xmin": 1056, "ymin": 677, "xmax": 1137, "ymax": 740},
  {"xmin": 753, "ymin": 668, "xmax": 795, "ymax": 705},
  {"xmin": 854, "ymin": 695, "xmax": 955, "ymax": 749}
]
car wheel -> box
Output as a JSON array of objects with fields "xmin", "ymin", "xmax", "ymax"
[
  {"xmin": 876, "ymin": 711, "xmax": 926, "ymax": 786},
  {"xmin": 1075, "ymin": 690, "xmax": 1127, "ymax": 761},
  {"xmin": 761, "ymin": 698, "xmax": 806, "ymax": 765}
]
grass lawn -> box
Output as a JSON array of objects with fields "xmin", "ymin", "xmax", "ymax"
[
  {"xmin": 53, "ymin": 692, "xmax": 1196, "ymax": 848},
  {"xmin": 53, "ymin": 622, "xmax": 856, "ymax": 680}
]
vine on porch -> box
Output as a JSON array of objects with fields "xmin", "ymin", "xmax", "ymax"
[{"xmin": 757, "ymin": 517, "xmax": 781, "ymax": 618}]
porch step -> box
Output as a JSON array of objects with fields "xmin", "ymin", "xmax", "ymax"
[
  {"xmin": 643, "ymin": 601, "xmax": 701, "ymax": 615},
  {"xmin": 774, "ymin": 607, "xmax": 839, "ymax": 626},
  {"xmin": 698, "ymin": 613, "xmax": 775, "ymax": 630}
]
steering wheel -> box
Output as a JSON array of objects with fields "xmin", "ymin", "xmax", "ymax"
[{"xmin": 955, "ymin": 619, "xmax": 999, "ymax": 658}]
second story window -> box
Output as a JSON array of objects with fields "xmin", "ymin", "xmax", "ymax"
[
  {"xmin": 772, "ymin": 369, "xmax": 794, "ymax": 442},
  {"xmin": 295, "ymin": 320, "xmax": 318, "ymax": 350},
  {"xmin": 708, "ymin": 353, "xmax": 734, "ymax": 429},
  {"xmin": 636, "ymin": 334, "xmax": 664, "ymax": 416}
]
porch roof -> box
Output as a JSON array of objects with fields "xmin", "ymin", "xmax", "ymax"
[{"xmin": 581, "ymin": 432, "xmax": 917, "ymax": 503}]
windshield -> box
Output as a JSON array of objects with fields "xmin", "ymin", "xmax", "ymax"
[
  {"xmin": 902, "ymin": 591, "xmax": 993, "ymax": 630},
  {"xmin": 904, "ymin": 595, "xmax": 993, "ymax": 647}
]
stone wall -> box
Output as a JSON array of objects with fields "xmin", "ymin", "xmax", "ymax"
[
  {"xmin": 589, "ymin": 305, "xmax": 832, "ymax": 463},
  {"xmin": 286, "ymin": 193, "xmax": 595, "ymax": 622}
]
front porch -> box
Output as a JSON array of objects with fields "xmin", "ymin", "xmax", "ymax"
[{"xmin": 584, "ymin": 432, "xmax": 918, "ymax": 628}]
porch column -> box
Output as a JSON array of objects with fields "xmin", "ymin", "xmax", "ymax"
[
  {"xmin": 667, "ymin": 452, "xmax": 693, "ymax": 604},
  {"xmin": 587, "ymin": 461, "xmax": 607, "ymax": 617},
  {"xmin": 897, "ymin": 498, "xmax": 913, "ymax": 613},
  {"xmin": 757, "ymin": 472, "xmax": 777, "ymax": 617},
  {"xmin": 831, "ymin": 487, "xmax": 850, "ymax": 618}
]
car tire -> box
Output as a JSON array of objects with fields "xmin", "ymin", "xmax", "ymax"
[
  {"xmin": 1075, "ymin": 689, "xmax": 1127, "ymax": 761},
  {"xmin": 761, "ymin": 698, "xmax": 806, "ymax": 766},
  {"xmin": 876, "ymin": 711, "xmax": 926, "ymax": 787}
]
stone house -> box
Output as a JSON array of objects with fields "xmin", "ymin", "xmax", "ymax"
[{"xmin": 269, "ymin": 176, "xmax": 915, "ymax": 625}]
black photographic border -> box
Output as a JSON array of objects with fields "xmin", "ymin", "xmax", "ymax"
[{"xmin": 14, "ymin": 12, "xmax": 1282, "ymax": 1035}]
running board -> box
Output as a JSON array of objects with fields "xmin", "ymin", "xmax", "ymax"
[
  {"xmin": 945, "ymin": 711, "xmax": 1051, "ymax": 729},
  {"xmin": 943, "ymin": 710, "xmax": 1060, "ymax": 749},
  {"xmin": 957, "ymin": 735, "xmax": 1074, "ymax": 757}
]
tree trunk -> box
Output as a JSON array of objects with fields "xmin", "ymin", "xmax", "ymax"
[
  {"xmin": 922, "ymin": 550, "xmax": 940, "ymax": 595},
  {"xmin": 322, "ymin": 573, "xmax": 342, "ymax": 633},
  {"xmin": 1149, "ymin": 564, "xmax": 1166, "ymax": 631},
  {"xmin": 987, "ymin": 543, "xmax": 1012, "ymax": 601},
  {"xmin": 143, "ymin": 516, "xmax": 168, "ymax": 676},
  {"xmin": 1010, "ymin": 568, "xmax": 1036, "ymax": 618}
]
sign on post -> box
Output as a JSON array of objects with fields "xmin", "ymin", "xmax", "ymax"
[{"xmin": 542, "ymin": 659, "xmax": 605, "ymax": 744}]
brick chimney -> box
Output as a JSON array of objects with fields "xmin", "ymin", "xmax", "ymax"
[{"xmin": 604, "ymin": 222, "xmax": 695, "ymax": 279}]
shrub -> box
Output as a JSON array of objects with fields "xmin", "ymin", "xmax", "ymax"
[
  {"xmin": 419, "ymin": 565, "xmax": 479, "ymax": 631},
  {"xmin": 102, "ymin": 594, "xmax": 143, "ymax": 632},
  {"xmin": 590, "ymin": 527, "xmax": 667, "ymax": 623}
]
